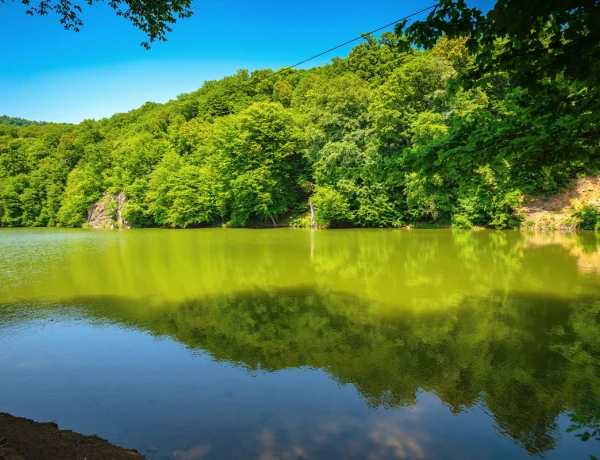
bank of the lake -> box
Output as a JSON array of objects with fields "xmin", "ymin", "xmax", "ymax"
[{"xmin": 0, "ymin": 412, "xmax": 144, "ymax": 460}]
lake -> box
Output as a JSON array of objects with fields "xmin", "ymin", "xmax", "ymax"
[{"xmin": 1, "ymin": 228, "xmax": 599, "ymax": 459}]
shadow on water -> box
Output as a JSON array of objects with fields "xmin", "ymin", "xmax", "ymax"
[{"xmin": 2, "ymin": 287, "xmax": 599, "ymax": 457}]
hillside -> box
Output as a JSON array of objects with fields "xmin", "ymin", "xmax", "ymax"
[
  {"xmin": 0, "ymin": 115, "xmax": 50, "ymax": 127},
  {"xmin": 521, "ymin": 176, "xmax": 600, "ymax": 231},
  {"xmin": 0, "ymin": 34, "xmax": 598, "ymax": 229}
]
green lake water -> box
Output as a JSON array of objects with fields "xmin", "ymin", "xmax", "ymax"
[{"xmin": 1, "ymin": 228, "xmax": 599, "ymax": 459}]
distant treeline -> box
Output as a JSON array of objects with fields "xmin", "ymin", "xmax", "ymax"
[
  {"xmin": 0, "ymin": 115, "xmax": 50, "ymax": 127},
  {"xmin": 0, "ymin": 33, "xmax": 598, "ymax": 228}
]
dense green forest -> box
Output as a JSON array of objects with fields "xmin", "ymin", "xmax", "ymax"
[{"xmin": 1, "ymin": 34, "xmax": 598, "ymax": 229}]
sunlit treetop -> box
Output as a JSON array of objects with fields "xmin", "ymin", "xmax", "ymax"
[
  {"xmin": 396, "ymin": 0, "xmax": 600, "ymax": 92},
  {"xmin": 2, "ymin": 0, "xmax": 194, "ymax": 48}
]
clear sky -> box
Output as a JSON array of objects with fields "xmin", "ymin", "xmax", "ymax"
[{"xmin": 0, "ymin": 0, "xmax": 493, "ymax": 124}]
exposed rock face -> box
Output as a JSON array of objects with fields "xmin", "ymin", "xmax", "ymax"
[{"xmin": 86, "ymin": 191, "xmax": 132, "ymax": 229}]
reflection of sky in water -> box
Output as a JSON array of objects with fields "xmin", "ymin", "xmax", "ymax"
[{"xmin": 0, "ymin": 317, "xmax": 593, "ymax": 459}]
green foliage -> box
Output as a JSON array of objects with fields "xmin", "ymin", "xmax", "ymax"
[
  {"xmin": 56, "ymin": 165, "xmax": 102, "ymax": 227},
  {"xmin": 573, "ymin": 205, "xmax": 600, "ymax": 231},
  {"xmin": 5, "ymin": 0, "xmax": 194, "ymax": 48},
  {"xmin": 398, "ymin": 0, "xmax": 600, "ymax": 97},
  {"xmin": 410, "ymin": 111, "xmax": 448, "ymax": 146},
  {"xmin": 212, "ymin": 101, "xmax": 307, "ymax": 226},
  {"xmin": 370, "ymin": 53, "xmax": 452, "ymax": 156},
  {"xmin": 1, "ymin": 32, "xmax": 598, "ymax": 229},
  {"xmin": 404, "ymin": 172, "xmax": 452, "ymax": 222},
  {"xmin": 145, "ymin": 151, "xmax": 220, "ymax": 228},
  {"xmin": 0, "ymin": 115, "xmax": 49, "ymax": 127},
  {"xmin": 272, "ymin": 80, "xmax": 293, "ymax": 108},
  {"xmin": 330, "ymin": 32, "xmax": 411, "ymax": 86},
  {"xmin": 452, "ymin": 213, "xmax": 473, "ymax": 229},
  {"xmin": 567, "ymin": 401, "xmax": 600, "ymax": 459},
  {"xmin": 353, "ymin": 183, "xmax": 404, "ymax": 228},
  {"xmin": 312, "ymin": 186, "xmax": 352, "ymax": 227}
]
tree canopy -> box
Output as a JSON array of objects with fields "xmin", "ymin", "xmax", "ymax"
[
  {"xmin": 397, "ymin": 0, "xmax": 600, "ymax": 95},
  {"xmin": 0, "ymin": 115, "xmax": 48, "ymax": 127},
  {"xmin": 2, "ymin": 0, "xmax": 194, "ymax": 48}
]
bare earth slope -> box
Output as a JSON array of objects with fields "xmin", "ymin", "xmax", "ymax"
[{"xmin": 521, "ymin": 176, "xmax": 600, "ymax": 230}]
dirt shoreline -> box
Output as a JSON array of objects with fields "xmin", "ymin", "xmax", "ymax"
[{"xmin": 0, "ymin": 412, "xmax": 145, "ymax": 460}]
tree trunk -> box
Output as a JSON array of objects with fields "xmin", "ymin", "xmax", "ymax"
[{"xmin": 309, "ymin": 200, "xmax": 316, "ymax": 228}]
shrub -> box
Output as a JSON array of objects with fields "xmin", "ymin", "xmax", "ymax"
[
  {"xmin": 572, "ymin": 205, "xmax": 600, "ymax": 230},
  {"xmin": 312, "ymin": 186, "xmax": 353, "ymax": 227},
  {"xmin": 452, "ymin": 214, "xmax": 473, "ymax": 229}
]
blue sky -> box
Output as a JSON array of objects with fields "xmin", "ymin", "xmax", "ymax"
[{"xmin": 0, "ymin": 0, "xmax": 493, "ymax": 123}]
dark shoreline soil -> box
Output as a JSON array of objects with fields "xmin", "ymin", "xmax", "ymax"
[{"xmin": 0, "ymin": 413, "xmax": 145, "ymax": 460}]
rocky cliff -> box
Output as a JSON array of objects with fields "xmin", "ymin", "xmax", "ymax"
[{"xmin": 86, "ymin": 191, "xmax": 131, "ymax": 229}]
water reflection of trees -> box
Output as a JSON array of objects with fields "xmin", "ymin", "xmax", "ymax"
[
  {"xmin": 54, "ymin": 285, "xmax": 600, "ymax": 457},
  {"xmin": 3, "ymin": 229, "xmax": 600, "ymax": 310},
  {"xmin": 2, "ymin": 229, "xmax": 600, "ymax": 456}
]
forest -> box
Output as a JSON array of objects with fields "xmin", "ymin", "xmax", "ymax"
[{"xmin": 1, "ymin": 33, "xmax": 599, "ymax": 229}]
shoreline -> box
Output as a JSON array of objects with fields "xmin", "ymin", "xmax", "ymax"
[{"xmin": 0, "ymin": 412, "xmax": 144, "ymax": 460}]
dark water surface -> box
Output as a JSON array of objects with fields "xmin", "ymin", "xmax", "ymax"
[{"xmin": 1, "ymin": 228, "xmax": 599, "ymax": 459}]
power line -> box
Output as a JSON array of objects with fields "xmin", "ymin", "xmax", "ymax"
[
  {"xmin": 60, "ymin": 4, "xmax": 438, "ymax": 164},
  {"xmin": 255, "ymin": 3, "xmax": 438, "ymax": 82}
]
